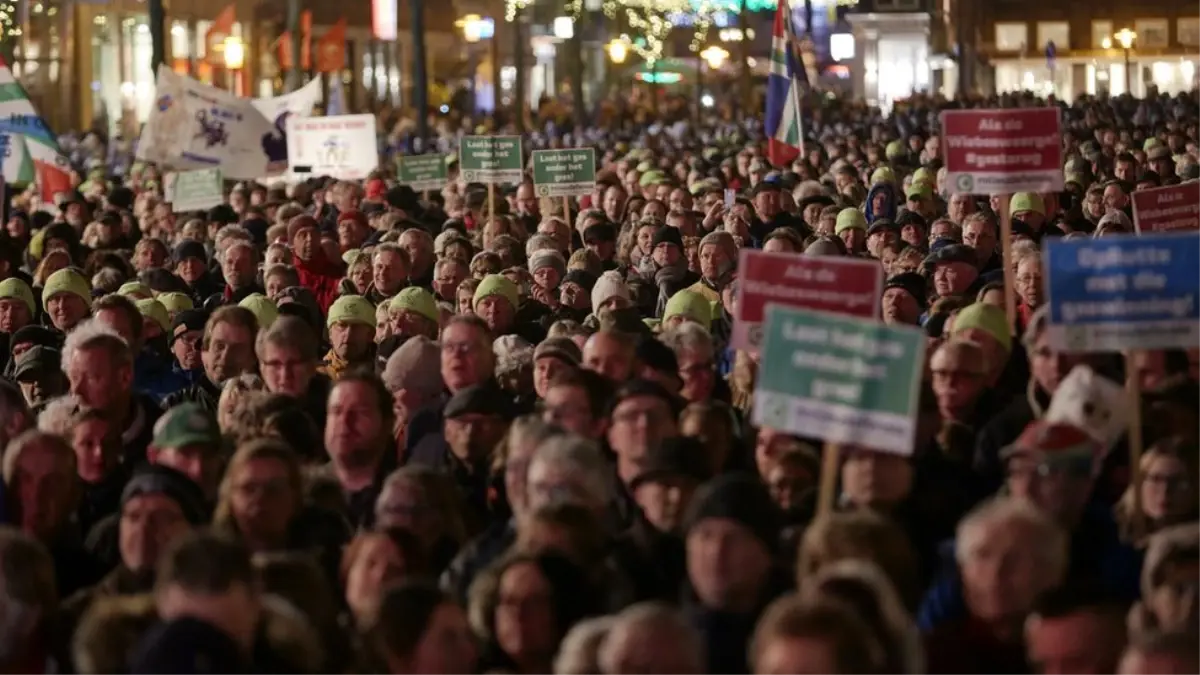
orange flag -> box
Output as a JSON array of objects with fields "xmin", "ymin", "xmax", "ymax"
[
  {"xmin": 205, "ymin": 4, "xmax": 236, "ymax": 63},
  {"xmin": 300, "ymin": 10, "xmax": 313, "ymax": 70},
  {"xmin": 277, "ymin": 11, "xmax": 313, "ymax": 71},
  {"xmin": 315, "ymin": 18, "xmax": 346, "ymax": 73}
]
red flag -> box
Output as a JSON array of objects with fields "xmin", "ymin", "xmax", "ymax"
[
  {"xmin": 315, "ymin": 18, "xmax": 346, "ymax": 73},
  {"xmin": 205, "ymin": 4, "xmax": 236, "ymax": 63}
]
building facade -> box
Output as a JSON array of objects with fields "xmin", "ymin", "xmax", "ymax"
[
  {"xmin": 12, "ymin": 0, "xmax": 459, "ymax": 137},
  {"xmin": 972, "ymin": 0, "xmax": 1198, "ymax": 101}
]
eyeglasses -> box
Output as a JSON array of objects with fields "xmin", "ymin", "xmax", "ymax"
[{"xmin": 1144, "ymin": 472, "xmax": 1190, "ymax": 492}]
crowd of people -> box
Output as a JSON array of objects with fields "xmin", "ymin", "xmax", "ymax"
[{"xmin": 0, "ymin": 87, "xmax": 1195, "ymax": 674}]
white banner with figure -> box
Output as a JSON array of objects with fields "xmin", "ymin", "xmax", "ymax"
[
  {"xmin": 135, "ymin": 66, "xmax": 323, "ymax": 179},
  {"xmin": 286, "ymin": 115, "xmax": 378, "ymax": 181}
]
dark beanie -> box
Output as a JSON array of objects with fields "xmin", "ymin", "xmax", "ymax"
[
  {"xmin": 120, "ymin": 465, "xmax": 208, "ymax": 525},
  {"xmin": 651, "ymin": 226, "xmax": 683, "ymax": 250},
  {"xmin": 563, "ymin": 269, "xmax": 597, "ymax": 293},
  {"xmin": 286, "ymin": 214, "xmax": 319, "ymax": 242},
  {"xmin": 684, "ymin": 472, "xmax": 783, "ymax": 552}
]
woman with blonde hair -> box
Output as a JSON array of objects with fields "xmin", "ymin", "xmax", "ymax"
[
  {"xmin": 729, "ymin": 349, "xmax": 758, "ymax": 419},
  {"xmin": 797, "ymin": 511, "xmax": 922, "ymax": 612},
  {"xmin": 1115, "ymin": 436, "xmax": 1199, "ymax": 546}
]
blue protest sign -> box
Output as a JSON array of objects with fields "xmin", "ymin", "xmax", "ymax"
[{"xmin": 1043, "ymin": 232, "xmax": 1200, "ymax": 352}]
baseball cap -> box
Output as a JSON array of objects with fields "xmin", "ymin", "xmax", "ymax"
[
  {"xmin": 13, "ymin": 346, "xmax": 60, "ymax": 382},
  {"xmin": 152, "ymin": 402, "xmax": 222, "ymax": 451}
]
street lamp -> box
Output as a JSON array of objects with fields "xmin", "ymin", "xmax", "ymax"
[
  {"xmin": 607, "ymin": 38, "xmax": 628, "ymax": 64},
  {"xmin": 457, "ymin": 14, "xmax": 494, "ymax": 117},
  {"xmin": 222, "ymin": 36, "xmax": 244, "ymax": 94},
  {"xmin": 695, "ymin": 46, "xmax": 729, "ymax": 123},
  {"xmin": 700, "ymin": 45, "xmax": 729, "ymax": 70},
  {"xmin": 1102, "ymin": 28, "xmax": 1137, "ymax": 95}
]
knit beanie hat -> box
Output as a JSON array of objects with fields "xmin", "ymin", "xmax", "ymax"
[
  {"xmin": 870, "ymin": 166, "xmax": 895, "ymax": 186},
  {"xmin": 473, "ymin": 274, "xmax": 520, "ymax": 312},
  {"xmin": 389, "ymin": 287, "xmax": 439, "ymax": 324},
  {"xmin": 42, "ymin": 269, "xmax": 92, "ymax": 308},
  {"xmin": 157, "ymin": 292, "xmax": 195, "ymax": 314},
  {"xmin": 239, "ymin": 293, "xmax": 279, "ymax": 330},
  {"xmin": 651, "ymin": 226, "xmax": 684, "ymax": 251},
  {"xmin": 0, "ymin": 278, "xmax": 35, "ymax": 315},
  {"xmin": 563, "ymin": 269, "xmax": 598, "ymax": 293},
  {"xmin": 117, "ymin": 281, "xmax": 154, "ymax": 300},
  {"xmin": 591, "ymin": 270, "xmax": 630, "ymax": 314},
  {"xmin": 327, "ymin": 294, "xmax": 377, "ymax": 329},
  {"xmin": 1009, "ymin": 192, "xmax": 1046, "ymax": 217},
  {"xmin": 286, "ymin": 214, "xmax": 319, "ymax": 243},
  {"xmin": 529, "ymin": 249, "xmax": 567, "ymax": 280},
  {"xmin": 835, "ymin": 208, "xmax": 868, "ymax": 235},
  {"xmin": 951, "ymin": 302, "xmax": 1012, "ymax": 354},
  {"xmin": 699, "ymin": 231, "xmax": 738, "ymax": 276},
  {"xmin": 383, "ymin": 336, "xmax": 444, "ymax": 399},
  {"xmin": 684, "ymin": 473, "xmax": 783, "ymax": 553},
  {"xmin": 663, "ymin": 289, "xmax": 713, "ymax": 329},
  {"xmin": 135, "ymin": 298, "xmax": 171, "ymax": 333},
  {"xmin": 567, "ymin": 248, "xmax": 602, "ymax": 277}
]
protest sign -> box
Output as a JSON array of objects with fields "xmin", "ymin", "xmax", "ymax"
[
  {"xmin": 397, "ymin": 154, "xmax": 448, "ymax": 192},
  {"xmin": 531, "ymin": 148, "xmax": 596, "ymax": 198},
  {"xmin": 286, "ymin": 114, "xmax": 379, "ymax": 180},
  {"xmin": 1132, "ymin": 182, "xmax": 1200, "ymax": 234},
  {"xmin": 940, "ymin": 108, "xmax": 1063, "ymax": 194},
  {"xmin": 1043, "ymin": 232, "xmax": 1200, "ymax": 352},
  {"xmin": 731, "ymin": 249, "xmax": 882, "ymax": 351},
  {"xmin": 137, "ymin": 65, "xmax": 322, "ymax": 179},
  {"xmin": 459, "ymin": 136, "xmax": 523, "ymax": 184},
  {"xmin": 753, "ymin": 306, "xmax": 925, "ymax": 456},
  {"xmin": 166, "ymin": 168, "xmax": 224, "ymax": 213}
]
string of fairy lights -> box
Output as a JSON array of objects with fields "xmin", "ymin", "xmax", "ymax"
[
  {"xmin": 504, "ymin": 0, "xmax": 726, "ymax": 65},
  {"xmin": 0, "ymin": 1, "xmax": 21, "ymax": 43}
]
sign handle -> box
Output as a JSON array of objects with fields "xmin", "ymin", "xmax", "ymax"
[
  {"xmin": 487, "ymin": 182, "xmax": 495, "ymax": 228},
  {"xmin": 817, "ymin": 441, "xmax": 840, "ymax": 517},
  {"xmin": 561, "ymin": 196, "xmax": 570, "ymax": 221},
  {"xmin": 1125, "ymin": 349, "xmax": 1145, "ymax": 536},
  {"xmin": 997, "ymin": 194, "xmax": 1017, "ymax": 332}
]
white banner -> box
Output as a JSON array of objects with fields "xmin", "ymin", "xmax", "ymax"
[
  {"xmin": 136, "ymin": 66, "xmax": 323, "ymax": 180},
  {"xmin": 286, "ymin": 114, "xmax": 379, "ymax": 181}
]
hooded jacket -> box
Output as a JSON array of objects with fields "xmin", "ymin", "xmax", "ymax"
[{"xmin": 866, "ymin": 182, "xmax": 898, "ymax": 223}]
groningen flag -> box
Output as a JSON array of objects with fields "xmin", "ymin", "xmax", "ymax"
[
  {"xmin": 765, "ymin": 0, "xmax": 806, "ymax": 168},
  {"xmin": 0, "ymin": 58, "xmax": 71, "ymax": 201}
]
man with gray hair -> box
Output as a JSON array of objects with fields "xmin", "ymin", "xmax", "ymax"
[
  {"xmin": 63, "ymin": 320, "xmax": 161, "ymax": 465},
  {"xmin": 0, "ymin": 527, "xmax": 58, "ymax": 672},
  {"xmin": 598, "ymin": 602, "xmax": 704, "ymax": 674},
  {"xmin": 526, "ymin": 433, "xmax": 612, "ymax": 517}
]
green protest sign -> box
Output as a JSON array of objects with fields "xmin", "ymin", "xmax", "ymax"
[
  {"xmin": 753, "ymin": 306, "xmax": 925, "ymax": 455},
  {"xmin": 459, "ymin": 136, "xmax": 523, "ymax": 184},
  {"xmin": 167, "ymin": 168, "xmax": 224, "ymax": 213},
  {"xmin": 531, "ymin": 148, "xmax": 596, "ymax": 198},
  {"xmin": 396, "ymin": 154, "xmax": 448, "ymax": 191}
]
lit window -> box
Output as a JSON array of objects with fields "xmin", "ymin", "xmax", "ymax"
[
  {"xmin": 1091, "ymin": 20, "xmax": 1113, "ymax": 48},
  {"xmin": 994, "ymin": 23, "xmax": 1028, "ymax": 51},
  {"xmin": 1036, "ymin": 22, "xmax": 1069, "ymax": 51},
  {"xmin": 1134, "ymin": 19, "xmax": 1169, "ymax": 48},
  {"xmin": 1177, "ymin": 18, "xmax": 1199, "ymax": 46}
]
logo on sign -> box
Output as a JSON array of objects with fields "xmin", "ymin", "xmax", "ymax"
[{"xmin": 956, "ymin": 174, "xmax": 975, "ymax": 192}]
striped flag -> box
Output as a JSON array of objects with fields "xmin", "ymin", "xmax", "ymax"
[
  {"xmin": 765, "ymin": 0, "xmax": 806, "ymax": 168},
  {"xmin": 0, "ymin": 58, "xmax": 71, "ymax": 201}
]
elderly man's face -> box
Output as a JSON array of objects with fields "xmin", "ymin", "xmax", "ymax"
[
  {"xmin": 961, "ymin": 518, "xmax": 1056, "ymax": 625},
  {"xmin": 67, "ymin": 345, "xmax": 131, "ymax": 412},
  {"xmin": 930, "ymin": 345, "xmax": 987, "ymax": 417},
  {"xmin": 445, "ymin": 412, "xmax": 507, "ymax": 465},
  {"xmin": 933, "ymin": 261, "xmax": 978, "ymax": 297},
  {"xmin": 1103, "ymin": 185, "xmax": 1129, "ymax": 212}
]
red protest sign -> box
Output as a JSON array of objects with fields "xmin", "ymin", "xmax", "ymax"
[
  {"xmin": 940, "ymin": 108, "xmax": 1063, "ymax": 194},
  {"xmin": 731, "ymin": 249, "xmax": 883, "ymax": 351},
  {"xmin": 1132, "ymin": 182, "xmax": 1200, "ymax": 234}
]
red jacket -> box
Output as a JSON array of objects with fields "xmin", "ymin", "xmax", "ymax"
[{"xmin": 294, "ymin": 249, "xmax": 343, "ymax": 313}]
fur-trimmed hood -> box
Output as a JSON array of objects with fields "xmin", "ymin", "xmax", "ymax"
[{"xmin": 71, "ymin": 593, "xmax": 327, "ymax": 674}]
